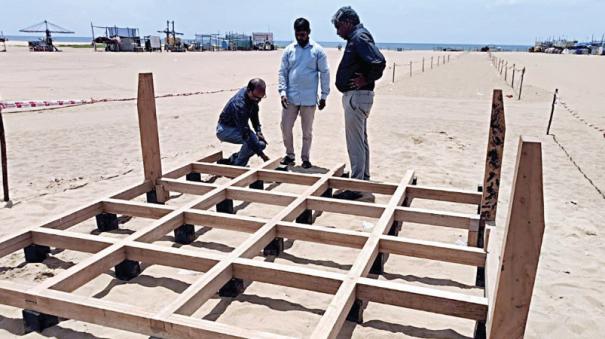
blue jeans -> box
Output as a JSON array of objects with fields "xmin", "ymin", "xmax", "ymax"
[{"xmin": 216, "ymin": 124, "xmax": 266, "ymax": 166}]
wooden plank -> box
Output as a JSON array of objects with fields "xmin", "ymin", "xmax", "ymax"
[
  {"xmin": 395, "ymin": 207, "xmax": 480, "ymax": 229},
  {"xmin": 103, "ymin": 199, "xmax": 176, "ymax": 219},
  {"xmin": 328, "ymin": 177, "xmax": 397, "ymax": 195},
  {"xmin": 488, "ymin": 137, "xmax": 545, "ymax": 339},
  {"xmin": 125, "ymin": 242, "xmax": 220, "ymax": 273},
  {"xmin": 226, "ymin": 187, "xmax": 296, "ymax": 206},
  {"xmin": 35, "ymin": 245, "xmax": 125, "ymax": 293},
  {"xmin": 0, "ymin": 231, "xmax": 31, "ymax": 259},
  {"xmin": 162, "ymin": 163, "xmax": 193, "ymax": 180},
  {"xmin": 307, "ymin": 197, "xmax": 384, "ymax": 218},
  {"xmin": 134, "ymin": 213, "xmax": 185, "ymax": 243},
  {"xmin": 379, "ymin": 235, "xmax": 486, "ymax": 267},
  {"xmin": 32, "ymin": 228, "xmax": 114, "ymax": 253},
  {"xmin": 233, "ymin": 258, "xmax": 343, "ymax": 294},
  {"xmin": 191, "ymin": 162, "xmax": 248, "ymax": 178},
  {"xmin": 159, "ymin": 178, "xmax": 216, "ymax": 195},
  {"xmin": 137, "ymin": 73, "xmax": 167, "ymax": 202},
  {"xmin": 311, "ymin": 279, "xmax": 356, "ymax": 339},
  {"xmin": 0, "ymin": 281, "xmax": 286, "ymax": 339},
  {"xmin": 184, "ymin": 210, "xmax": 264, "ymax": 233},
  {"xmin": 41, "ymin": 202, "xmax": 104, "ymax": 230},
  {"xmin": 357, "ymin": 278, "xmax": 488, "ymax": 320},
  {"xmin": 111, "ymin": 181, "xmax": 154, "ymax": 200},
  {"xmin": 257, "ymin": 169, "xmax": 319, "ymax": 186},
  {"xmin": 480, "ymin": 89, "xmax": 506, "ymax": 222},
  {"xmin": 406, "ymin": 185, "xmax": 482, "ymax": 204},
  {"xmin": 197, "ymin": 151, "xmax": 223, "ymax": 163},
  {"xmin": 277, "ymin": 222, "xmax": 368, "ymax": 249}
]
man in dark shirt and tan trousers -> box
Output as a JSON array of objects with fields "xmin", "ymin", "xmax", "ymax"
[{"xmin": 331, "ymin": 6, "xmax": 386, "ymax": 200}]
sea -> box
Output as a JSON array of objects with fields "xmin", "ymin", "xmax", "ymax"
[{"xmin": 4, "ymin": 35, "xmax": 531, "ymax": 52}]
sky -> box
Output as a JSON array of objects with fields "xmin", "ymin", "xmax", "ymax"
[{"xmin": 1, "ymin": 0, "xmax": 604, "ymax": 45}]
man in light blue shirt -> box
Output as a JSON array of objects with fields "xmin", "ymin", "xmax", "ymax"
[{"xmin": 278, "ymin": 18, "xmax": 330, "ymax": 169}]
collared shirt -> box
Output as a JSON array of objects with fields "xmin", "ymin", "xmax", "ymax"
[
  {"xmin": 278, "ymin": 39, "xmax": 330, "ymax": 106},
  {"xmin": 217, "ymin": 88, "xmax": 262, "ymax": 153},
  {"xmin": 335, "ymin": 24, "xmax": 386, "ymax": 93}
]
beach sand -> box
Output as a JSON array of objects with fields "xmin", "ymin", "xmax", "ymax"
[{"xmin": 0, "ymin": 46, "xmax": 603, "ymax": 338}]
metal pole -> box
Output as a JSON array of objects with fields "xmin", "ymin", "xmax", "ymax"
[
  {"xmin": 518, "ymin": 67, "xmax": 526, "ymax": 100},
  {"xmin": 409, "ymin": 61, "xmax": 412, "ymax": 77},
  {"xmin": 392, "ymin": 62, "xmax": 396, "ymax": 83},
  {"xmin": 0, "ymin": 107, "xmax": 9, "ymax": 202},
  {"xmin": 546, "ymin": 89, "xmax": 558, "ymax": 135}
]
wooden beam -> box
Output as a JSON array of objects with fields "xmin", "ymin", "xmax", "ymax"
[
  {"xmin": 233, "ymin": 258, "xmax": 343, "ymax": 295},
  {"xmin": 406, "ymin": 185, "xmax": 482, "ymax": 204},
  {"xmin": 41, "ymin": 202, "xmax": 104, "ymax": 230},
  {"xmin": 307, "ymin": 197, "xmax": 385, "ymax": 218},
  {"xmin": 480, "ymin": 89, "xmax": 506, "ymax": 222},
  {"xmin": 0, "ymin": 231, "xmax": 31, "ymax": 259},
  {"xmin": 125, "ymin": 242, "xmax": 220, "ymax": 273},
  {"xmin": 162, "ymin": 163, "xmax": 193, "ymax": 180},
  {"xmin": 137, "ymin": 72, "xmax": 167, "ymax": 202},
  {"xmin": 158, "ymin": 178, "xmax": 216, "ymax": 195},
  {"xmin": 379, "ymin": 235, "xmax": 486, "ymax": 267},
  {"xmin": 328, "ymin": 177, "xmax": 397, "ymax": 195},
  {"xmin": 183, "ymin": 210, "xmax": 264, "ymax": 233},
  {"xmin": 357, "ymin": 278, "xmax": 488, "ymax": 321},
  {"xmin": 197, "ymin": 151, "xmax": 223, "ymax": 163},
  {"xmin": 395, "ymin": 207, "xmax": 480, "ymax": 229},
  {"xmin": 277, "ymin": 222, "xmax": 368, "ymax": 249},
  {"xmin": 257, "ymin": 169, "xmax": 319, "ymax": 186},
  {"xmin": 488, "ymin": 137, "xmax": 545, "ymax": 339},
  {"xmin": 103, "ymin": 199, "xmax": 176, "ymax": 219},
  {"xmin": 111, "ymin": 181, "xmax": 154, "ymax": 200},
  {"xmin": 226, "ymin": 187, "xmax": 296, "ymax": 206},
  {"xmin": 191, "ymin": 162, "xmax": 248, "ymax": 178},
  {"xmin": 32, "ymin": 228, "xmax": 114, "ymax": 253}
]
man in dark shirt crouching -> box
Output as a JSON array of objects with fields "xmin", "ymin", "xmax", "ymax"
[
  {"xmin": 216, "ymin": 78, "xmax": 270, "ymax": 166},
  {"xmin": 331, "ymin": 6, "xmax": 386, "ymax": 200}
]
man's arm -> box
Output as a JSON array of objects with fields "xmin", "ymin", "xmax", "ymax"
[
  {"xmin": 278, "ymin": 48, "xmax": 290, "ymax": 108},
  {"xmin": 317, "ymin": 47, "xmax": 330, "ymax": 102},
  {"xmin": 354, "ymin": 32, "xmax": 386, "ymax": 82}
]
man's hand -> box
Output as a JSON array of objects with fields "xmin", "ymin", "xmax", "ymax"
[
  {"xmin": 257, "ymin": 131, "xmax": 268, "ymax": 145},
  {"xmin": 280, "ymin": 96, "xmax": 289, "ymax": 109},
  {"xmin": 318, "ymin": 99, "xmax": 326, "ymax": 110},
  {"xmin": 349, "ymin": 72, "xmax": 368, "ymax": 90},
  {"xmin": 259, "ymin": 152, "xmax": 270, "ymax": 162}
]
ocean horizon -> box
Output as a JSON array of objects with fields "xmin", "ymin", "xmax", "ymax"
[{"xmin": 4, "ymin": 35, "xmax": 531, "ymax": 51}]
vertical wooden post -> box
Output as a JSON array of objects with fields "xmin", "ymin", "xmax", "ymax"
[
  {"xmin": 479, "ymin": 89, "xmax": 506, "ymax": 223},
  {"xmin": 0, "ymin": 107, "xmax": 9, "ymax": 202},
  {"xmin": 518, "ymin": 67, "xmax": 526, "ymax": 100},
  {"xmin": 431, "ymin": 56, "xmax": 433, "ymax": 69},
  {"xmin": 504, "ymin": 62, "xmax": 508, "ymax": 81},
  {"xmin": 409, "ymin": 61, "xmax": 412, "ymax": 77},
  {"xmin": 392, "ymin": 62, "xmax": 395, "ymax": 83},
  {"xmin": 500, "ymin": 60, "xmax": 503, "ymax": 75},
  {"xmin": 422, "ymin": 57, "xmax": 425, "ymax": 72},
  {"xmin": 137, "ymin": 73, "xmax": 168, "ymax": 203},
  {"xmin": 443, "ymin": 55, "xmax": 445, "ymax": 64},
  {"xmin": 437, "ymin": 56, "xmax": 440, "ymax": 66},
  {"xmin": 448, "ymin": 54, "xmax": 450, "ymax": 62},
  {"xmin": 546, "ymin": 89, "xmax": 558, "ymax": 135},
  {"xmin": 487, "ymin": 136, "xmax": 545, "ymax": 339},
  {"xmin": 511, "ymin": 64, "xmax": 516, "ymax": 88}
]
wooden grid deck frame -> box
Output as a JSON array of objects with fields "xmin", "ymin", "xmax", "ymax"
[{"xmin": 0, "ymin": 74, "xmax": 546, "ymax": 339}]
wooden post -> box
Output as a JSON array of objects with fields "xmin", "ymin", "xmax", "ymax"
[
  {"xmin": 518, "ymin": 67, "xmax": 526, "ymax": 100},
  {"xmin": 431, "ymin": 56, "xmax": 433, "ymax": 69},
  {"xmin": 0, "ymin": 107, "xmax": 9, "ymax": 202},
  {"xmin": 504, "ymin": 62, "xmax": 508, "ymax": 81},
  {"xmin": 500, "ymin": 60, "xmax": 503, "ymax": 75},
  {"xmin": 479, "ymin": 89, "xmax": 506, "ymax": 223},
  {"xmin": 422, "ymin": 58, "xmax": 425, "ymax": 72},
  {"xmin": 546, "ymin": 89, "xmax": 558, "ymax": 135},
  {"xmin": 409, "ymin": 61, "xmax": 412, "ymax": 77},
  {"xmin": 487, "ymin": 136, "xmax": 545, "ymax": 339},
  {"xmin": 137, "ymin": 73, "xmax": 168, "ymax": 203},
  {"xmin": 437, "ymin": 56, "xmax": 440, "ymax": 66},
  {"xmin": 443, "ymin": 55, "xmax": 445, "ymax": 64},
  {"xmin": 392, "ymin": 62, "xmax": 396, "ymax": 83},
  {"xmin": 511, "ymin": 64, "xmax": 516, "ymax": 88},
  {"xmin": 448, "ymin": 54, "xmax": 450, "ymax": 62}
]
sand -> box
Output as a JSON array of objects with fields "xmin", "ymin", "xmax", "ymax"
[{"xmin": 0, "ymin": 45, "xmax": 603, "ymax": 338}]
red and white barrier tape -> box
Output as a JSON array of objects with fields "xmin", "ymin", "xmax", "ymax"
[{"xmin": 0, "ymin": 99, "xmax": 89, "ymax": 109}]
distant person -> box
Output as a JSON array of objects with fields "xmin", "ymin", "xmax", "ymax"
[
  {"xmin": 331, "ymin": 6, "xmax": 386, "ymax": 200},
  {"xmin": 278, "ymin": 17, "xmax": 330, "ymax": 169},
  {"xmin": 216, "ymin": 78, "xmax": 270, "ymax": 166}
]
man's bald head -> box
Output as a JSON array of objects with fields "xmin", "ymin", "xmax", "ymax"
[{"xmin": 246, "ymin": 78, "xmax": 266, "ymax": 103}]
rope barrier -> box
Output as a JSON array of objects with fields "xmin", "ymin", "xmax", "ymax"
[
  {"xmin": 391, "ymin": 53, "xmax": 456, "ymax": 82},
  {"xmin": 487, "ymin": 52, "xmax": 526, "ymax": 100}
]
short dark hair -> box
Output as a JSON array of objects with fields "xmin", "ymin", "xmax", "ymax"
[
  {"xmin": 331, "ymin": 6, "xmax": 360, "ymax": 26},
  {"xmin": 247, "ymin": 78, "xmax": 266, "ymax": 92},
  {"xmin": 294, "ymin": 18, "xmax": 310, "ymax": 32}
]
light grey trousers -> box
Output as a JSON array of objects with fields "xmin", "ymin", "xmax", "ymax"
[
  {"xmin": 280, "ymin": 103, "xmax": 316, "ymax": 162},
  {"xmin": 342, "ymin": 90, "xmax": 374, "ymax": 180}
]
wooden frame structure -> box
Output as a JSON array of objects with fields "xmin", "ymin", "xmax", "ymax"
[{"xmin": 0, "ymin": 74, "xmax": 545, "ymax": 338}]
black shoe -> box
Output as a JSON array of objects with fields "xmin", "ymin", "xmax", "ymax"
[
  {"xmin": 280, "ymin": 156, "xmax": 295, "ymax": 166},
  {"xmin": 333, "ymin": 190, "xmax": 363, "ymax": 200},
  {"xmin": 217, "ymin": 158, "xmax": 232, "ymax": 165},
  {"xmin": 302, "ymin": 160, "xmax": 312, "ymax": 169}
]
